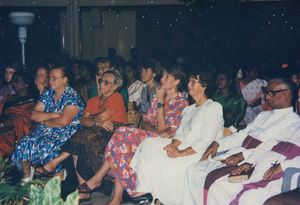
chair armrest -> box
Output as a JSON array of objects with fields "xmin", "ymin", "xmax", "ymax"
[{"xmin": 281, "ymin": 167, "xmax": 300, "ymax": 192}]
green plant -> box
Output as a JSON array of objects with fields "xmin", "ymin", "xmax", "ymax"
[
  {"xmin": 29, "ymin": 176, "xmax": 79, "ymax": 205},
  {"xmin": 0, "ymin": 157, "xmax": 78, "ymax": 205}
]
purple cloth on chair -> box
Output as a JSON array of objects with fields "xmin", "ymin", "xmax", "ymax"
[{"xmin": 229, "ymin": 141, "xmax": 300, "ymax": 205}]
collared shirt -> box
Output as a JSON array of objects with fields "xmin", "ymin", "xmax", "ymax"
[{"xmin": 216, "ymin": 107, "xmax": 300, "ymax": 160}]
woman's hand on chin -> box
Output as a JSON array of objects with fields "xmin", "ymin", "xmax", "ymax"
[{"xmin": 156, "ymin": 86, "xmax": 166, "ymax": 102}]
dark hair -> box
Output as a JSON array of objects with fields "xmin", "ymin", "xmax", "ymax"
[
  {"xmin": 35, "ymin": 65, "xmax": 49, "ymax": 75},
  {"xmin": 124, "ymin": 61, "xmax": 138, "ymax": 79},
  {"xmin": 216, "ymin": 68, "xmax": 235, "ymax": 91},
  {"xmin": 138, "ymin": 59, "xmax": 160, "ymax": 74},
  {"xmin": 94, "ymin": 57, "xmax": 111, "ymax": 67},
  {"xmin": 50, "ymin": 66, "xmax": 71, "ymax": 82},
  {"xmin": 12, "ymin": 71, "xmax": 39, "ymax": 99},
  {"xmin": 164, "ymin": 64, "xmax": 187, "ymax": 92},
  {"xmin": 189, "ymin": 68, "xmax": 214, "ymax": 98},
  {"xmin": 79, "ymin": 60, "xmax": 94, "ymax": 76},
  {"xmin": 5, "ymin": 62, "xmax": 21, "ymax": 71}
]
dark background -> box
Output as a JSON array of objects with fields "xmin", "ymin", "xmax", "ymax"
[{"xmin": 0, "ymin": 1, "xmax": 300, "ymax": 70}]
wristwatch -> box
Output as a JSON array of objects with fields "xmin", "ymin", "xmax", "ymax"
[{"xmin": 157, "ymin": 102, "xmax": 165, "ymax": 108}]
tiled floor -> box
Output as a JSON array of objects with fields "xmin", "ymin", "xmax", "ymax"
[{"xmin": 80, "ymin": 191, "xmax": 135, "ymax": 205}]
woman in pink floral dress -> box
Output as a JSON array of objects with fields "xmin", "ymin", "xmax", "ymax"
[{"xmin": 77, "ymin": 65, "xmax": 189, "ymax": 204}]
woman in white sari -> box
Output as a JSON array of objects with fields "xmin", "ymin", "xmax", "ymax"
[
  {"xmin": 129, "ymin": 69, "xmax": 224, "ymax": 205},
  {"xmin": 238, "ymin": 65, "xmax": 267, "ymax": 125}
]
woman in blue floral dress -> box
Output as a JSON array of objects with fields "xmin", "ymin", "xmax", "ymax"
[{"xmin": 12, "ymin": 66, "xmax": 85, "ymax": 185}]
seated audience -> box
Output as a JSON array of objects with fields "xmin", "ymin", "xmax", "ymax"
[
  {"xmin": 91, "ymin": 57, "xmax": 128, "ymax": 105},
  {"xmin": 237, "ymin": 64, "xmax": 267, "ymax": 125},
  {"xmin": 139, "ymin": 60, "xmax": 160, "ymax": 114},
  {"xmin": 207, "ymin": 127, "xmax": 300, "ymax": 205},
  {"xmin": 129, "ymin": 69, "xmax": 224, "ymax": 204},
  {"xmin": 73, "ymin": 60, "xmax": 95, "ymax": 103},
  {"xmin": 11, "ymin": 66, "xmax": 85, "ymax": 185},
  {"xmin": 0, "ymin": 63, "xmax": 20, "ymax": 103},
  {"xmin": 91, "ymin": 57, "xmax": 114, "ymax": 97},
  {"xmin": 212, "ymin": 70, "xmax": 246, "ymax": 128},
  {"xmin": 182, "ymin": 77, "xmax": 300, "ymax": 205},
  {"xmin": 34, "ymin": 66, "xmax": 49, "ymax": 95},
  {"xmin": 75, "ymin": 65, "xmax": 189, "ymax": 204},
  {"xmin": 124, "ymin": 61, "xmax": 146, "ymax": 108},
  {"xmin": 36, "ymin": 70, "xmax": 128, "ymax": 202},
  {"xmin": 0, "ymin": 71, "xmax": 38, "ymax": 157}
]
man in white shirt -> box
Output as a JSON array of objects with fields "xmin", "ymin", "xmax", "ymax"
[
  {"xmin": 182, "ymin": 77, "xmax": 300, "ymax": 205},
  {"xmin": 207, "ymin": 127, "xmax": 300, "ymax": 205}
]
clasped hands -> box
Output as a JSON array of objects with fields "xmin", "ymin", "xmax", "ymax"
[{"xmin": 164, "ymin": 143, "xmax": 184, "ymax": 158}]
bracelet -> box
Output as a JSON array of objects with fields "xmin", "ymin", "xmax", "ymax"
[{"xmin": 0, "ymin": 122, "xmax": 4, "ymax": 127}]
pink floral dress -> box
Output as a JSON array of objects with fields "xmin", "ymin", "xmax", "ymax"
[{"xmin": 104, "ymin": 92, "xmax": 188, "ymax": 196}]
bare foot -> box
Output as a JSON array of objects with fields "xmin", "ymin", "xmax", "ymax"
[
  {"xmin": 107, "ymin": 198, "xmax": 121, "ymax": 205},
  {"xmin": 85, "ymin": 179, "xmax": 102, "ymax": 191},
  {"xmin": 43, "ymin": 161, "xmax": 57, "ymax": 173},
  {"xmin": 79, "ymin": 193, "xmax": 91, "ymax": 201}
]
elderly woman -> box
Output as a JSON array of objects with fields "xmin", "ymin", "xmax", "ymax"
[
  {"xmin": 129, "ymin": 69, "xmax": 224, "ymax": 205},
  {"xmin": 77, "ymin": 65, "xmax": 189, "ymax": 204},
  {"xmin": 36, "ymin": 70, "xmax": 128, "ymax": 200},
  {"xmin": 0, "ymin": 71, "xmax": 38, "ymax": 157},
  {"xmin": 11, "ymin": 66, "xmax": 85, "ymax": 185}
]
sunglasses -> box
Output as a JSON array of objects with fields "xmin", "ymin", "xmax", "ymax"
[
  {"xmin": 262, "ymin": 87, "xmax": 288, "ymax": 97},
  {"xmin": 98, "ymin": 79, "xmax": 114, "ymax": 86}
]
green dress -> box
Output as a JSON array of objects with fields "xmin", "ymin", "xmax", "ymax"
[{"xmin": 212, "ymin": 92, "xmax": 246, "ymax": 127}]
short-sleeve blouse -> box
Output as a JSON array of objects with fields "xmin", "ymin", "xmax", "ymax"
[
  {"xmin": 143, "ymin": 92, "xmax": 189, "ymax": 138},
  {"xmin": 39, "ymin": 85, "xmax": 85, "ymax": 129},
  {"xmin": 84, "ymin": 92, "xmax": 128, "ymax": 124}
]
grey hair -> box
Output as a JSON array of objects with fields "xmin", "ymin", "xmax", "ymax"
[
  {"xmin": 103, "ymin": 70, "xmax": 123, "ymax": 90},
  {"xmin": 269, "ymin": 77, "xmax": 295, "ymax": 97}
]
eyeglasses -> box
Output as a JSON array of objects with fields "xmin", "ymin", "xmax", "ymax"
[
  {"xmin": 49, "ymin": 76, "xmax": 64, "ymax": 81},
  {"xmin": 98, "ymin": 79, "xmax": 114, "ymax": 86},
  {"xmin": 262, "ymin": 87, "xmax": 288, "ymax": 97}
]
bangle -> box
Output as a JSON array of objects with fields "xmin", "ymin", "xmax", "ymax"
[
  {"xmin": 0, "ymin": 122, "xmax": 4, "ymax": 127},
  {"xmin": 93, "ymin": 121, "xmax": 96, "ymax": 127}
]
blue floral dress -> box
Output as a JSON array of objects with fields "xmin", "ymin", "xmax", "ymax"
[{"xmin": 12, "ymin": 85, "xmax": 85, "ymax": 172}]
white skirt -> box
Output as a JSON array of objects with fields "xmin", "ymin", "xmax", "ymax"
[{"xmin": 130, "ymin": 137, "xmax": 202, "ymax": 205}]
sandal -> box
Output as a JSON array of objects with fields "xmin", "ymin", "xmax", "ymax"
[
  {"xmin": 79, "ymin": 193, "xmax": 91, "ymax": 203},
  {"xmin": 78, "ymin": 182, "xmax": 92, "ymax": 194},
  {"xmin": 21, "ymin": 166, "xmax": 35, "ymax": 186},
  {"xmin": 35, "ymin": 164, "xmax": 56, "ymax": 177},
  {"xmin": 78, "ymin": 182, "xmax": 92, "ymax": 203}
]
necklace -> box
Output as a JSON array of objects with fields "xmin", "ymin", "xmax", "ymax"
[{"xmin": 98, "ymin": 93, "xmax": 114, "ymax": 109}]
